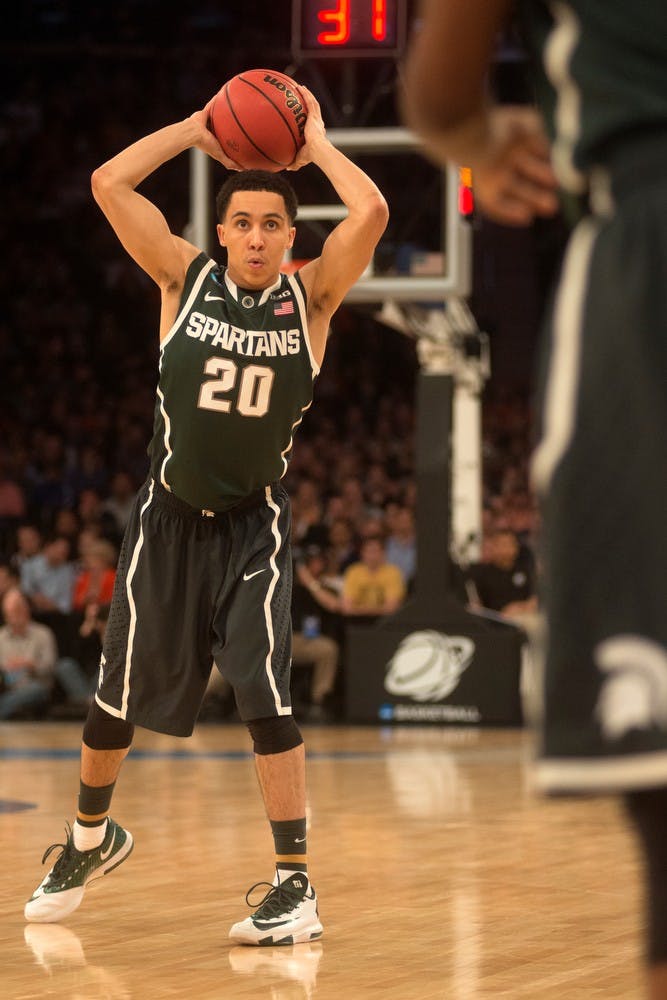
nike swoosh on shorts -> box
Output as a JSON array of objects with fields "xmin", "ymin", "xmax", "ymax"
[{"xmin": 243, "ymin": 569, "xmax": 266, "ymax": 581}]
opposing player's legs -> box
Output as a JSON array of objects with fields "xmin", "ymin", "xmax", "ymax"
[
  {"xmin": 291, "ymin": 633, "xmax": 339, "ymax": 714},
  {"xmin": 534, "ymin": 155, "xmax": 667, "ymax": 997},
  {"xmin": 625, "ymin": 788, "xmax": 667, "ymax": 999},
  {"xmin": 25, "ymin": 703, "xmax": 134, "ymax": 923}
]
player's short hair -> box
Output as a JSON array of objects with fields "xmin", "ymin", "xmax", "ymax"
[{"xmin": 215, "ymin": 170, "xmax": 298, "ymax": 225}]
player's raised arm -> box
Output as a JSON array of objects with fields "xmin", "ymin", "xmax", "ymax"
[
  {"xmin": 90, "ymin": 105, "xmax": 237, "ymax": 291},
  {"xmin": 293, "ymin": 88, "xmax": 389, "ymax": 323}
]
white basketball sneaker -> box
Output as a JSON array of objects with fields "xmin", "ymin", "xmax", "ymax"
[
  {"xmin": 25, "ymin": 819, "xmax": 133, "ymax": 923},
  {"xmin": 229, "ymin": 872, "xmax": 323, "ymax": 946}
]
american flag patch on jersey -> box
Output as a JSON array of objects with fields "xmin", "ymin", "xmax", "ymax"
[{"xmin": 274, "ymin": 300, "xmax": 295, "ymax": 316}]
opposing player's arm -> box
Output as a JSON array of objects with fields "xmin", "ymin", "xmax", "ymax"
[
  {"xmin": 401, "ymin": 0, "xmax": 558, "ymax": 225},
  {"xmin": 401, "ymin": 0, "xmax": 513, "ymax": 161},
  {"xmin": 293, "ymin": 88, "xmax": 388, "ymax": 344}
]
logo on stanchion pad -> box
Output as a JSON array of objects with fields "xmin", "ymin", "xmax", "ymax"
[{"xmin": 385, "ymin": 630, "xmax": 475, "ymax": 702}]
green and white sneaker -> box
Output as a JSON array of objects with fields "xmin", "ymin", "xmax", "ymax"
[
  {"xmin": 25, "ymin": 819, "xmax": 133, "ymax": 923},
  {"xmin": 229, "ymin": 872, "xmax": 323, "ymax": 946}
]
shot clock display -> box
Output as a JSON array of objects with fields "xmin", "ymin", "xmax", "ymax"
[{"xmin": 292, "ymin": 0, "xmax": 407, "ymax": 59}]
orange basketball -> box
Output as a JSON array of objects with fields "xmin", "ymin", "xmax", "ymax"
[{"xmin": 209, "ymin": 68, "xmax": 307, "ymax": 171}]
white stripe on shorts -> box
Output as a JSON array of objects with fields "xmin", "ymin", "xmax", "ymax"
[
  {"xmin": 531, "ymin": 216, "xmax": 600, "ymax": 494},
  {"xmin": 263, "ymin": 485, "xmax": 292, "ymax": 716},
  {"xmin": 95, "ymin": 480, "xmax": 155, "ymax": 720}
]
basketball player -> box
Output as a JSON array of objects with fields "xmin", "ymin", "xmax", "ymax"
[
  {"xmin": 24, "ymin": 85, "xmax": 388, "ymax": 945},
  {"xmin": 402, "ymin": 2, "xmax": 667, "ymax": 996}
]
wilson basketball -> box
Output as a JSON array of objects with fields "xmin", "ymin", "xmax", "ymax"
[{"xmin": 209, "ymin": 69, "xmax": 307, "ymax": 171}]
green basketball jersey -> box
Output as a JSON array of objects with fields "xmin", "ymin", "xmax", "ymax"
[
  {"xmin": 520, "ymin": 1, "xmax": 667, "ymax": 193},
  {"xmin": 148, "ymin": 253, "xmax": 319, "ymax": 511}
]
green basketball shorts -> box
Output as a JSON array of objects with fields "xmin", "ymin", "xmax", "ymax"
[
  {"xmin": 95, "ymin": 478, "xmax": 294, "ymax": 736},
  {"xmin": 533, "ymin": 133, "xmax": 667, "ymax": 794}
]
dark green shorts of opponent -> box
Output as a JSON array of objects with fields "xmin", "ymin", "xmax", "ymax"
[
  {"xmin": 532, "ymin": 133, "xmax": 667, "ymax": 794},
  {"xmin": 95, "ymin": 478, "xmax": 294, "ymax": 736}
]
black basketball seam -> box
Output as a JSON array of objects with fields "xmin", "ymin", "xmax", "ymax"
[
  {"xmin": 235, "ymin": 75, "xmax": 300, "ymax": 163},
  {"xmin": 221, "ymin": 84, "xmax": 287, "ymax": 167}
]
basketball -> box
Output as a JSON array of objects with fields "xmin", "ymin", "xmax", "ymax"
[{"xmin": 208, "ymin": 68, "xmax": 307, "ymax": 171}]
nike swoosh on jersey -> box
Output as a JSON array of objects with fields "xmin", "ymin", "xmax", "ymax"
[
  {"xmin": 243, "ymin": 568, "xmax": 266, "ymax": 581},
  {"xmin": 100, "ymin": 828, "xmax": 116, "ymax": 861},
  {"xmin": 204, "ymin": 291, "xmax": 225, "ymax": 301}
]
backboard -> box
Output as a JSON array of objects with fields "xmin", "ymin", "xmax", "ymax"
[{"xmin": 292, "ymin": 126, "xmax": 472, "ymax": 303}]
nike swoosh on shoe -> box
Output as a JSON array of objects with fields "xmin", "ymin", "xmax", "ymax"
[{"xmin": 99, "ymin": 829, "xmax": 116, "ymax": 862}]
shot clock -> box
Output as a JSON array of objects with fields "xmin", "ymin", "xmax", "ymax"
[{"xmin": 292, "ymin": 0, "xmax": 407, "ymax": 59}]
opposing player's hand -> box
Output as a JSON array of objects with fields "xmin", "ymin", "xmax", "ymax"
[
  {"xmin": 287, "ymin": 86, "xmax": 327, "ymax": 171},
  {"xmin": 469, "ymin": 107, "xmax": 559, "ymax": 226},
  {"xmin": 190, "ymin": 105, "xmax": 241, "ymax": 171}
]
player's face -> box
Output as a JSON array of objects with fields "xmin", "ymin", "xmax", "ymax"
[{"xmin": 217, "ymin": 191, "xmax": 295, "ymax": 289}]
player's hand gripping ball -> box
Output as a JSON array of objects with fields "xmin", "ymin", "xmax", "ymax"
[{"xmin": 208, "ymin": 69, "xmax": 308, "ymax": 171}]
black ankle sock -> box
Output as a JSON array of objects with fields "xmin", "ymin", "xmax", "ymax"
[
  {"xmin": 77, "ymin": 780, "xmax": 115, "ymax": 826},
  {"xmin": 270, "ymin": 817, "xmax": 307, "ymax": 874}
]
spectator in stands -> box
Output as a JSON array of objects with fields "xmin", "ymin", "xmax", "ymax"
[
  {"xmin": 0, "ymin": 454, "xmax": 27, "ymax": 555},
  {"xmin": 67, "ymin": 444, "xmax": 109, "ymax": 499},
  {"xmin": 323, "ymin": 494, "xmax": 345, "ymax": 526},
  {"xmin": 102, "ymin": 471, "xmax": 136, "ymax": 541},
  {"xmin": 77, "ymin": 488, "xmax": 114, "ymax": 539},
  {"xmin": 365, "ymin": 462, "xmax": 391, "ymax": 513},
  {"xmin": 385, "ymin": 505, "xmax": 417, "ymax": 588},
  {"xmin": 291, "ymin": 477, "xmax": 327, "ymax": 549},
  {"xmin": 11, "ymin": 523, "xmax": 42, "ymax": 575},
  {"xmin": 20, "ymin": 534, "xmax": 75, "ymax": 616},
  {"xmin": 0, "ymin": 588, "xmax": 57, "ymax": 719},
  {"xmin": 358, "ymin": 513, "xmax": 386, "ymax": 542},
  {"xmin": 325, "ymin": 517, "xmax": 358, "ymax": 583},
  {"xmin": 53, "ymin": 508, "xmax": 81, "ymax": 550},
  {"xmin": 339, "ymin": 476, "xmax": 369, "ymax": 528},
  {"xmin": 0, "ymin": 457, "xmax": 26, "ymax": 517},
  {"xmin": 291, "ymin": 546, "xmax": 342, "ymax": 722},
  {"xmin": 77, "ymin": 524, "xmax": 103, "ymax": 564},
  {"xmin": 75, "ymin": 601, "xmax": 111, "ymax": 688},
  {"xmin": 24, "ymin": 431, "xmax": 73, "ymax": 525},
  {"xmin": 72, "ymin": 538, "xmax": 117, "ymax": 612},
  {"xmin": 0, "ymin": 563, "xmax": 20, "ymax": 623},
  {"xmin": 19, "ymin": 534, "xmax": 76, "ymax": 656},
  {"xmin": 466, "ymin": 528, "xmax": 538, "ymax": 624},
  {"xmin": 342, "ymin": 535, "xmax": 406, "ymax": 618}
]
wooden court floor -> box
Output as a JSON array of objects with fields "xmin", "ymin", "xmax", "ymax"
[{"xmin": 1, "ymin": 721, "xmax": 645, "ymax": 999}]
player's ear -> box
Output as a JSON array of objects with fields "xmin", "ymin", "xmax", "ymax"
[
  {"xmin": 286, "ymin": 225, "xmax": 296, "ymax": 250},
  {"xmin": 217, "ymin": 222, "xmax": 227, "ymax": 247}
]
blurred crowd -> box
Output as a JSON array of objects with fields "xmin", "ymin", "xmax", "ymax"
[{"xmin": 0, "ymin": 13, "xmax": 542, "ymax": 723}]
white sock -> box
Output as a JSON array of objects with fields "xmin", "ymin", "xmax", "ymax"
[{"xmin": 73, "ymin": 818, "xmax": 108, "ymax": 852}]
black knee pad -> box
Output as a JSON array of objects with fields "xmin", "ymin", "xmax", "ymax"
[
  {"xmin": 246, "ymin": 715, "xmax": 303, "ymax": 755},
  {"xmin": 83, "ymin": 701, "xmax": 135, "ymax": 750},
  {"xmin": 625, "ymin": 786, "xmax": 667, "ymax": 964}
]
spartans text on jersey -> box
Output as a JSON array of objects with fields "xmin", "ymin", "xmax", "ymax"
[{"xmin": 186, "ymin": 312, "xmax": 301, "ymax": 357}]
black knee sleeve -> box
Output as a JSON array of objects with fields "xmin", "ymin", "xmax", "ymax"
[
  {"xmin": 83, "ymin": 701, "xmax": 134, "ymax": 750},
  {"xmin": 624, "ymin": 786, "xmax": 667, "ymax": 964},
  {"xmin": 246, "ymin": 715, "xmax": 303, "ymax": 755}
]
